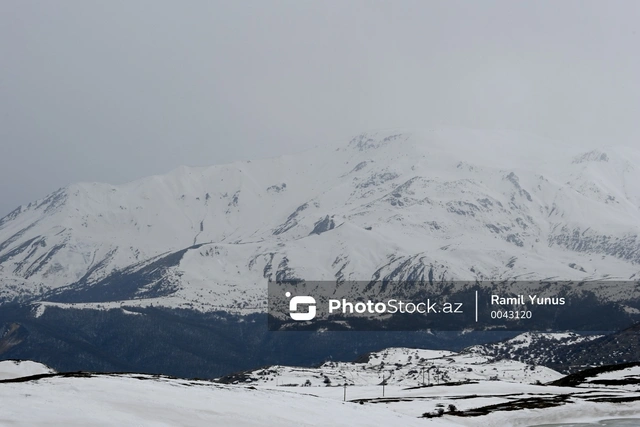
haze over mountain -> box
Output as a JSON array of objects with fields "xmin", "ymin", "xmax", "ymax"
[{"xmin": 1, "ymin": 129, "xmax": 639, "ymax": 312}]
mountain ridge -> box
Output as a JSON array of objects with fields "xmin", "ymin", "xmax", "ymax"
[{"xmin": 2, "ymin": 129, "xmax": 640, "ymax": 310}]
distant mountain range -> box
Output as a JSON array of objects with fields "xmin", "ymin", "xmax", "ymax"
[{"xmin": 2, "ymin": 129, "xmax": 640, "ymax": 312}]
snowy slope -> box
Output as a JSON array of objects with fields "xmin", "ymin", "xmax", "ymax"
[
  {"xmin": 2, "ymin": 129, "xmax": 640, "ymax": 309},
  {"xmin": 464, "ymin": 332, "xmax": 602, "ymax": 369},
  {"xmin": 219, "ymin": 346, "xmax": 562, "ymax": 387},
  {"xmin": 0, "ymin": 360, "xmax": 54, "ymax": 380}
]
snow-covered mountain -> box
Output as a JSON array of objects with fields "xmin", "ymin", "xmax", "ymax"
[{"xmin": 2, "ymin": 129, "xmax": 640, "ymax": 311}]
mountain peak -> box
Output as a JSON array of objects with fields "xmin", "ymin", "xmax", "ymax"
[{"xmin": 347, "ymin": 131, "xmax": 412, "ymax": 152}]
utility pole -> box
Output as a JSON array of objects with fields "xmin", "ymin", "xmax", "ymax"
[
  {"xmin": 380, "ymin": 370, "xmax": 392, "ymax": 397},
  {"xmin": 343, "ymin": 384, "xmax": 347, "ymax": 402}
]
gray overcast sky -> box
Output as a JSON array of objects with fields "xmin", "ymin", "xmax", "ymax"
[{"xmin": 2, "ymin": 1, "xmax": 640, "ymax": 216}]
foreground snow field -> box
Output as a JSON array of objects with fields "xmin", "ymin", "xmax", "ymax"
[
  {"xmin": 1, "ymin": 372, "xmax": 640, "ymax": 427},
  {"xmin": 2, "ymin": 358, "xmax": 640, "ymax": 426},
  {"xmin": 0, "ymin": 373, "xmax": 440, "ymax": 427}
]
